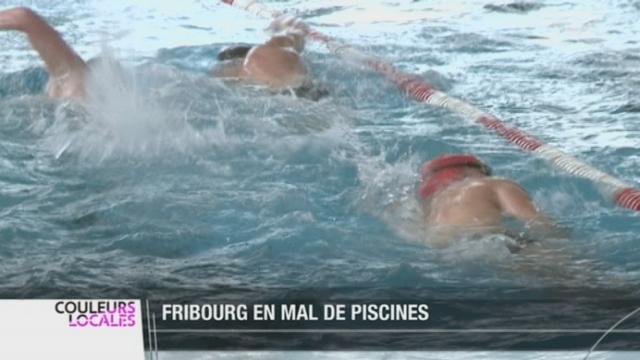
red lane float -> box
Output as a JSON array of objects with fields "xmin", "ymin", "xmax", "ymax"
[
  {"xmin": 220, "ymin": 0, "xmax": 640, "ymax": 213},
  {"xmin": 616, "ymin": 189, "xmax": 640, "ymax": 211}
]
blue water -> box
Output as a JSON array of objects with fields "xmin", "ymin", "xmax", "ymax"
[{"xmin": 1, "ymin": 0, "xmax": 639, "ymax": 358}]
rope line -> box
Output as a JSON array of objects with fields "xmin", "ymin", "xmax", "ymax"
[{"xmin": 220, "ymin": 0, "xmax": 640, "ymax": 212}]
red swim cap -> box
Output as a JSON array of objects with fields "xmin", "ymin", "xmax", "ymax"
[{"xmin": 419, "ymin": 154, "xmax": 490, "ymax": 200}]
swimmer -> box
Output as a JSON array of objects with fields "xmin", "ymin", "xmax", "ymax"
[
  {"xmin": 419, "ymin": 154, "xmax": 560, "ymax": 248},
  {"xmin": 1, "ymin": 9, "xmax": 324, "ymax": 100},
  {"xmin": 211, "ymin": 16, "xmax": 328, "ymax": 100},
  {"xmin": 0, "ymin": 7, "xmax": 88, "ymax": 99}
]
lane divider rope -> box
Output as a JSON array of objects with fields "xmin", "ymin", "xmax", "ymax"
[{"xmin": 220, "ymin": 0, "xmax": 640, "ymax": 212}]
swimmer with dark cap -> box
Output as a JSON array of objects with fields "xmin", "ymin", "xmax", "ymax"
[
  {"xmin": 211, "ymin": 16, "xmax": 328, "ymax": 101},
  {"xmin": 419, "ymin": 154, "xmax": 559, "ymax": 248},
  {"xmin": 1, "ymin": 9, "xmax": 323, "ymax": 101}
]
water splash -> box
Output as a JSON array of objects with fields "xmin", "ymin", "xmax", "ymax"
[{"xmin": 43, "ymin": 48, "xmax": 228, "ymax": 163}]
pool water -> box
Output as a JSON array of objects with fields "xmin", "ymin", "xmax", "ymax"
[{"xmin": 1, "ymin": 0, "xmax": 639, "ymax": 357}]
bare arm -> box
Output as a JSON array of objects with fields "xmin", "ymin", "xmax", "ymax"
[
  {"xmin": 493, "ymin": 180, "xmax": 612, "ymax": 286},
  {"xmin": 494, "ymin": 180, "xmax": 564, "ymax": 238},
  {"xmin": 264, "ymin": 33, "xmax": 305, "ymax": 53},
  {"xmin": 265, "ymin": 16, "xmax": 307, "ymax": 53},
  {"xmin": 0, "ymin": 7, "xmax": 87, "ymax": 81}
]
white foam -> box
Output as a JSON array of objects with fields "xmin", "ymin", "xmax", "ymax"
[{"xmin": 43, "ymin": 50, "xmax": 227, "ymax": 163}]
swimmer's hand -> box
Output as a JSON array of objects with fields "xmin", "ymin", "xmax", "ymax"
[
  {"xmin": 503, "ymin": 220, "xmax": 568, "ymax": 254},
  {"xmin": 495, "ymin": 179, "xmax": 569, "ymax": 241},
  {"xmin": 264, "ymin": 16, "xmax": 307, "ymax": 53},
  {"xmin": 266, "ymin": 15, "xmax": 308, "ymax": 36}
]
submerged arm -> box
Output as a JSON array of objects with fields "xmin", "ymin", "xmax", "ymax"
[
  {"xmin": 495, "ymin": 180, "xmax": 565, "ymax": 239},
  {"xmin": 495, "ymin": 181, "xmax": 612, "ymax": 286}
]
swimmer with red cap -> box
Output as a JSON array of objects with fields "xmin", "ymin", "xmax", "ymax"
[{"xmin": 419, "ymin": 154, "xmax": 557, "ymax": 247}]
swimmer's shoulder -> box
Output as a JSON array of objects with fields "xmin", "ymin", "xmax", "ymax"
[
  {"xmin": 458, "ymin": 176, "xmax": 497, "ymax": 189},
  {"xmin": 486, "ymin": 177, "xmax": 532, "ymax": 199},
  {"xmin": 487, "ymin": 177, "xmax": 525, "ymax": 188},
  {"xmin": 455, "ymin": 177, "xmax": 523, "ymax": 197}
]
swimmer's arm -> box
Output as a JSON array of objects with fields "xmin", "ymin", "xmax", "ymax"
[
  {"xmin": 495, "ymin": 180, "xmax": 565, "ymax": 239},
  {"xmin": 0, "ymin": 7, "xmax": 87, "ymax": 79},
  {"xmin": 265, "ymin": 34, "xmax": 305, "ymax": 53},
  {"xmin": 265, "ymin": 16, "xmax": 307, "ymax": 53}
]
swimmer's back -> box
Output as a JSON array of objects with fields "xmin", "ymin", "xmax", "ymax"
[
  {"xmin": 424, "ymin": 177, "xmax": 509, "ymax": 227},
  {"xmin": 243, "ymin": 45, "xmax": 308, "ymax": 89}
]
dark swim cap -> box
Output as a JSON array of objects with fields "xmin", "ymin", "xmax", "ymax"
[{"xmin": 216, "ymin": 45, "xmax": 253, "ymax": 61}]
